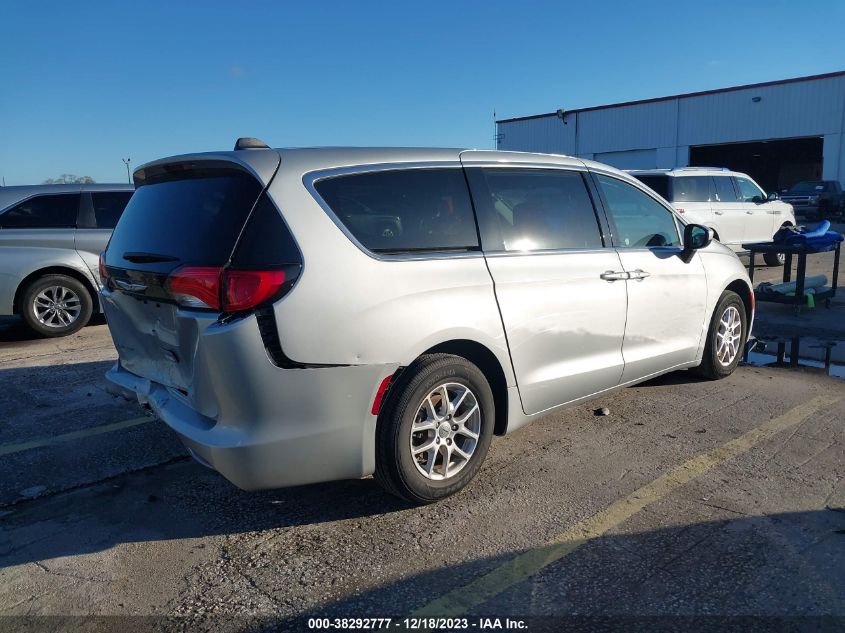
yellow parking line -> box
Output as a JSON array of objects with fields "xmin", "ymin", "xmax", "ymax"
[
  {"xmin": 0, "ymin": 416, "xmax": 154, "ymax": 457},
  {"xmin": 414, "ymin": 393, "xmax": 842, "ymax": 616}
]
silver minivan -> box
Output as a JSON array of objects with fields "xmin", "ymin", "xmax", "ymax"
[
  {"xmin": 102, "ymin": 144, "xmax": 753, "ymax": 503},
  {"xmin": 0, "ymin": 184, "xmax": 134, "ymax": 336}
]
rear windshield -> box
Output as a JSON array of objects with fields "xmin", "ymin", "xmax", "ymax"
[
  {"xmin": 313, "ymin": 168, "xmax": 479, "ymax": 253},
  {"xmin": 107, "ymin": 167, "xmax": 262, "ymax": 269},
  {"xmin": 632, "ymin": 175, "xmax": 670, "ymax": 200}
]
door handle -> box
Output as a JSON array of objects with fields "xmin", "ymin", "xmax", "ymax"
[
  {"xmin": 714, "ymin": 210, "xmax": 724, "ymax": 215},
  {"xmin": 629, "ymin": 269, "xmax": 650, "ymax": 281},
  {"xmin": 746, "ymin": 210, "xmax": 754, "ymax": 214},
  {"xmin": 600, "ymin": 270, "xmax": 629, "ymax": 282}
]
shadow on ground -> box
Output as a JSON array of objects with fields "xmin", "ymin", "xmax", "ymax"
[{"xmin": 0, "ymin": 314, "xmax": 107, "ymax": 343}]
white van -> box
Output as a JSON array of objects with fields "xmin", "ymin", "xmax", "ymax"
[{"xmin": 629, "ymin": 168, "xmax": 796, "ymax": 265}]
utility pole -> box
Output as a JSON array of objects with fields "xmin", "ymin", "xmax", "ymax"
[{"xmin": 122, "ymin": 158, "xmax": 131, "ymax": 184}]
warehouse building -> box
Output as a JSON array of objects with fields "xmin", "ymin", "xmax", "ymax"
[{"xmin": 496, "ymin": 71, "xmax": 845, "ymax": 193}]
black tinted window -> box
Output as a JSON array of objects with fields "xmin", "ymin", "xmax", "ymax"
[
  {"xmin": 232, "ymin": 194, "xmax": 301, "ymax": 266},
  {"xmin": 313, "ymin": 169, "xmax": 478, "ymax": 253},
  {"xmin": 596, "ymin": 175, "xmax": 680, "ymax": 248},
  {"xmin": 713, "ymin": 176, "xmax": 738, "ymax": 202},
  {"xmin": 672, "ymin": 176, "xmax": 713, "ymax": 202},
  {"xmin": 0, "ymin": 193, "xmax": 79, "ymax": 228},
  {"xmin": 633, "ymin": 175, "xmax": 670, "ymax": 200},
  {"xmin": 467, "ymin": 168, "xmax": 602, "ymax": 251},
  {"xmin": 107, "ymin": 169, "xmax": 262, "ymax": 270},
  {"xmin": 92, "ymin": 191, "xmax": 133, "ymax": 229}
]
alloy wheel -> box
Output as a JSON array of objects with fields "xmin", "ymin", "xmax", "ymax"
[
  {"xmin": 32, "ymin": 285, "xmax": 82, "ymax": 328},
  {"xmin": 409, "ymin": 382, "xmax": 481, "ymax": 481},
  {"xmin": 716, "ymin": 305, "xmax": 742, "ymax": 366}
]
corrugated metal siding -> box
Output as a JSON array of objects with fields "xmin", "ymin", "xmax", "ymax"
[
  {"xmin": 497, "ymin": 74, "xmax": 845, "ymax": 157},
  {"xmin": 578, "ymin": 99, "xmax": 677, "ymax": 153},
  {"xmin": 497, "ymin": 116, "xmax": 575, "ymax": 154},
  {"xmin": 594, "ymin": 149, "xmax": 658, "ymax": 169},
  {"xmin": 678, "ymin": 75, "xmax": 845, "ymax": 146}
]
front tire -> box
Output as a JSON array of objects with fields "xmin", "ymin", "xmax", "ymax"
[
  {"xmin": 693, "ymin": 290, "xmax": 747, "ymax": 380},
  {"xmin": 20, "ymin": 274, "xmax": 93, "ymax": 337},
  {"xmin": 375, "ymin": 354, "xmax": 495, "ymax": 504}
]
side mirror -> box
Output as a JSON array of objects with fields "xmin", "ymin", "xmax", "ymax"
[
  {"xmin": 767, "ymin": 191, "xmax": 779, "ymax": 201},
  {"xmin": 751, "ymin": 195, "xmax": 765, "ymax": 204},
  {"xmin": 683, "ymin": 223, "xmax": 713, "ymax": 258}
]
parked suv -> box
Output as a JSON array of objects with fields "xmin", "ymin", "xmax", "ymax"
[
  {"xmin": 0, "ymin": 183, "xmax": 134, "ymax": 336},
  {"xmin": 779, "ymin": 180, "xmax": 844, "ymax": 220},
  {"xmin": 102, "ymin": 144, "xmax": 753, "ymax": 503},
  {"xmin": 629, "ymin": 167, "xmax": 796, "ymax": 266}
]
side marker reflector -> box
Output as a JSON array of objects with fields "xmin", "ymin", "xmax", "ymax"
[{"xmin": 371, "ymin": 374, "xmax": 394, "ymax": 416}]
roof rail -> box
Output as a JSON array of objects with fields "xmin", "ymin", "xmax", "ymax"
[{"xmin": 678, "ymin": 166, "xmax": 730, "ymax": 171}]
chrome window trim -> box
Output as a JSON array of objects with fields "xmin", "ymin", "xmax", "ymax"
[
  {"xmin": 483, "ymin": 247, "xmax": 612, "ymax": 258},
  {"xmin": 303, "ymin": 162, "xmax": 484, "ymax": 262}
]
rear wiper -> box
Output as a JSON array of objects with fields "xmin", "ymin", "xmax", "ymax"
[{"xmin": 122, "ymin": 251, "xmax": 181, "ymax": 263}]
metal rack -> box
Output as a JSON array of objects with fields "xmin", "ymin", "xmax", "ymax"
[{"xmin": 742, "ymin": 241, "xmax": 840, "ymax": 311}]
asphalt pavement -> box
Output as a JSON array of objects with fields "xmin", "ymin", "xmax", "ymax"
[{"xmin": 1, "ymin": 252, "xmax": 844, "ymax": 632}]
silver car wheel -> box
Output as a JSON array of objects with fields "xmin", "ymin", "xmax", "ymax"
[
  {"xmin": 409, "ymin": 382, "xmax": 481, "ymax": 481},
  {"xmin": 715, "ymin": 305, "xmax": 742, "ymax": 366},
  {"xmin": 33, "ymin": 285, "xmax": 82, "ymax": 328}
]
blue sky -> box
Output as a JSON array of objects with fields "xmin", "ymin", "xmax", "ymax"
[{"xmin": 1, "ymin": 0, "xmax": 844, "ymax": 185}]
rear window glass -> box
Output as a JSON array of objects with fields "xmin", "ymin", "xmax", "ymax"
[
  {"xmin": 672, "ymin": 176, "xmax": 713, "ymax": 203},
  {"xmin": 92, "ymin": 191, "xmax": 133, "ymax": 229},
  {"xmin": 633, "ymin": 175, "xmax": 670, "ymax": 200},
  {"xmin": 313, "ymin": 169, "xmax": 478, "ymax": 253},
  {"xmin": 0, "ymin": 193, "xmax": 79, "ymax": 228},
  {"xmin": 107, "ymin": 168, "xmax": 262, "ymax": 269}
]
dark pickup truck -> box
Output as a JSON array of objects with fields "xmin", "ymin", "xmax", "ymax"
[{"xmin": 779, "ymin": 180, "xmax": 844, "ymax": 220}]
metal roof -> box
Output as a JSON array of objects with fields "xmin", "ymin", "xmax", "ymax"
[{"xmin": 496, "ymin": 70, "xmax": 845, "ymax": 124}]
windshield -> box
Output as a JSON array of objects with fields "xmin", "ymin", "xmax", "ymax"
[{"xmin": 787, "ymin": 181, "xmax": 827, "ymax": 194}]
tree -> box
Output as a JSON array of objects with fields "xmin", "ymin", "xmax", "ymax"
[{"xmin": 43, "ymin": 174, "xmax": 95, "ymax": 184}]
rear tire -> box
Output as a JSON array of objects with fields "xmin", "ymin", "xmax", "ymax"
[
  {"xmin": 375, "ymin": 354, "xmax": 495, "ymax": 504},
  {"xmin": 692, "ymin": 290, "xmax": 747, "ymax": 380},
  {"xmin": 20, "ymin": 274, "xmax": 93, "ymax": 338},
  {"xmin": 763, "ymin": 251, "xmax": 786, "ymax": 266}
]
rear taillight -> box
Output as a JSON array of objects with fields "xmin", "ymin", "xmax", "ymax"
[
  {"xmin": 98, "ymin": 253, "xmax": 109, "ymax": 281},
  {"xmin": 166, "ymin": 266, "xmax": 222, "ymax": 310},
  {"xmin": 222, "ymin": 270, "xmax": 286, "ymax": 312},
  {"xmin": 165, "ymin": 266, "xmax": 293, "ymax": 313}
]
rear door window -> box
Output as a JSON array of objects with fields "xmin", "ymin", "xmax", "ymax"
[
  {"xmin": 313, "ymin": 168, "xmax": 478, "ymax": 253},
  {"xmin": 466, "ymin": 168, "xmax": 603, "ymax": 251},
  {"xmin": 92, "ymin": 191, "xmax": 133, "ymax": 229},
  {"xmin": 0, "ymin": 193, "xmax": 80, "ymax": 228},
  {"xmin": 713, "ymin": 176, "xmax": 738, "ymax": 202},
  {"xmin": 596, "ymin": 174, "xmax": 680, "ymax": 248}
]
